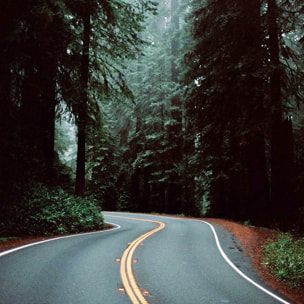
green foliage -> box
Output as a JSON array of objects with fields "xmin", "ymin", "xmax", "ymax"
[
  {"xmin": 0, "ymin": 237, "xmax": 18, "ymax": 243},
  {"xmin": 263, "ymin": 233, "xmax": 304, "ymax": 288},
  {"xmin": 2, "ymin": 0, "xmax": 304, "ymax": 231},
  {"xmin": 2, "ymin": 184, "xmax": 104, "ymax": 236},
  {"xmin": 243, "ymin": 220, "xmax": 254, "ymax": 227},
  {"xmin": 117, "ymin": 192, "xmax": 131, "ymax": 211},
  {"xmin": 87, "ymin": 128, "xmax": 121, "ymax": 211},
  {"xmin": 111, "ymin": 0, "xmax": 194, "ymax": 215},
  {"xmin": 180, "ymin": 0, "xmax": 275, "ymax": 223}
]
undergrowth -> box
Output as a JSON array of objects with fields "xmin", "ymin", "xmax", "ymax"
[
  {"xmin": 0, "ymin": 237, "xmax": 18, "ymax": 243},
  {"xmin": 1, "ymin": 183, "xmax": 104, "ymax": 236},
  {"xmin": 262, "ymin": 233, "xmax": 304, "ymax": 288}
]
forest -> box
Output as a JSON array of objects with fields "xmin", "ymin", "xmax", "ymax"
[{"xmin": 0, "ymin": 0, "xmax": 304, "ymax": 235}]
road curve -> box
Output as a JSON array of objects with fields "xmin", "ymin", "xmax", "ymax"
[
  {"xmin": 0, "ymin": 212, "xmax": 293, "ymax": 304},
  {"xmin": 0, "ymin": 214, "xmax": 155, "ymax": 304},
  {"xmin": 105, "ymin": 212, "xmax": 292, "ymax": 304}
]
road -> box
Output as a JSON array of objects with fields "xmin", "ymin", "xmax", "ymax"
[{"xmin": 0, "ymin": 212, "xmax": 292, "ymax": 304}]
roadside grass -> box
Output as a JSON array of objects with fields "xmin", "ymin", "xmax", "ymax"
[{"xmin": 262, "ymin": 233, "xmax": 304, "ymax": 288}]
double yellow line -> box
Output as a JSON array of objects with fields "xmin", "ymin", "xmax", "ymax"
[{"xmin": 108, "ymin": 215, "xmax": 166, "ymax": 304}]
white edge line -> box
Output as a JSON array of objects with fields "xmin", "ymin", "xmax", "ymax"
[
  {"xmin": 103, "ymin": 213, "xmax": 291, "ymax": 304},
  {"xmin": 199, "ymin": 220, "xmax": 291, "ymax": 304},
  {"xmin": 0, "ymin": 222, "xmax": 120, "ymax": 258}
]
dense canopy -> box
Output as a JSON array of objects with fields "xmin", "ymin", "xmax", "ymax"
[{"xmin": 0, "ymin": 0, "xmax": 303, "ymax": 234}]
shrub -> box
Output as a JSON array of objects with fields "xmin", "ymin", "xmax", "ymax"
[
  {"xmin": 3, "ymin": 183, "xmax": 104, "ymax": 236},
  {"xmin": 263, "ymin": 233, "xmax": 304, "ymax": 288}
]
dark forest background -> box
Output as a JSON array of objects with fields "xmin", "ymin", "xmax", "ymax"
[{"xmin": 1, "ymin": 0, "xmax": 304, "ymax": 235}]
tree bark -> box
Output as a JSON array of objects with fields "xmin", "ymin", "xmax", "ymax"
[
  {"xmin": 0, "ymin": 59, "xmax": 11, "ymax": 207},
  {"xmin": 268, "ymin": 0, "xmax": 294, "ymax": 222},
  {"xmin": 40, "ymin": 13, "xmax": 60, "ymax": 184},
  {"xmin": 39, "ymin": 39, "xmax": 57, "ymax": 183},
  {"xmin": 76, "ymin": 2, "xmax": 90, "ymax": 197},
  {"xmin": 243, "ymin": 0, "xmax": 270, "ymax": 224}
]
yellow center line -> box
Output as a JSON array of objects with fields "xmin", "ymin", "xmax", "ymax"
[{"xmin": 107, "ymin": 215, "xmax": 166, "ymax": 304}]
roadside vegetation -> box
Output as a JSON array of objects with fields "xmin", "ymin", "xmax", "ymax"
[
  {"xmin": 263, "ymin": 233, "xmax": 304, "ymax": 288},
  {"xmin": 0, "ymin": 237, "xmax": 18, "ymax": 243},
  {"xmin": 0, "ymin": 183, "xmax": 104, "ymax": 236}
]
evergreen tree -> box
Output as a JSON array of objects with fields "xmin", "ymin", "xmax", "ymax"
[
  {"xmin": 266, "ymin": 0, "xmax": 301, "ymax": 225},
  {"xmin": 0, "ymin": 0, "xmax": 72, "ymax": 209},
  {"xmin": 61, "ymin": 0, "xmax": 157, "ymax": 196},
  {"xmin": 182, "ymin": 0, "xmax": 270, "ymax": 223},
  {"xmin": 75, "ymin": 0, "xmax": 91, "ymax": 197},
  {"xmin": 116, "ymin": 0, "xmax": 192, "ymax": 214},
  {"xmin": 166, "ymin": 0, "xmax": 183, "ymax": 214},
  {"xmin": 0, "ymin": 0, "xmax": 157, "ymax": 210}
]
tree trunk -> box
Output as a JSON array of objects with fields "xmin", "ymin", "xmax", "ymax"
[
  {"xmin": 268, "ymin": 0, "xmax": 294, "ymax": 223},
  {"xmin": 130, "ymin": 168, "xmax": 141, "ymax": 211},
  {"xmin": 40, "ymin": 12, "xmax": 60, "ymax": 184},
  {"xmin": 242, "ymin": 0, "xmax": 270, "ymax": 224},
  {"xmin": 268, "ymin": 0, "xmax": 283, "ymax": 201},
  {"xmin": 39, "ymin": 50, "xmax": 57, "ymax": 183},
  {"xmin": 246, "ymin": 131, "xmax": 270, "ymax": 224},
  {"xmin": 143, "ymin": 166, "xmax": 151, "ymax": 212},
  {"xmin": 0, "ymin": 59, "xmax": 11, "ymax": 208},
  {"xmin": 20, "ymin": 65, "xmax": 42, "ymax": 172},
  {"xmin": 76, "ymin": 2, "xmax": 90, "ymax": 197}
]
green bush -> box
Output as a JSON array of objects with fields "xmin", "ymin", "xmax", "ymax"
[
  {"xmin": 3, "ymin": 183, "xmax": 104, "ymax": 236},
  {"xmin": 263, "ymin": 233, "xmax": 304, "ymax": 288}
]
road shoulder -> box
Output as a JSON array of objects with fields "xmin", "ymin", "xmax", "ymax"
[{"xmin": 206, "ymin": 218, "xmax": 303, "ymax": 304}]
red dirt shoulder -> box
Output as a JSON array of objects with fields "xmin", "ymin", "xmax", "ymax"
[{"xmin": 206, "ymin": 218, "xmax": 304, "ymax": 304}]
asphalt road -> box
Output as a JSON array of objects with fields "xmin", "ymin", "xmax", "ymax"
[{"xmin": 0, "ymin": 212, "xmax": 292, "ymax": 304}]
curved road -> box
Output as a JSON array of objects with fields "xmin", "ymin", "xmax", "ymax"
[{"xmin": 0, "ymin": 212, "xmax": 292, "ymax": 304}]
